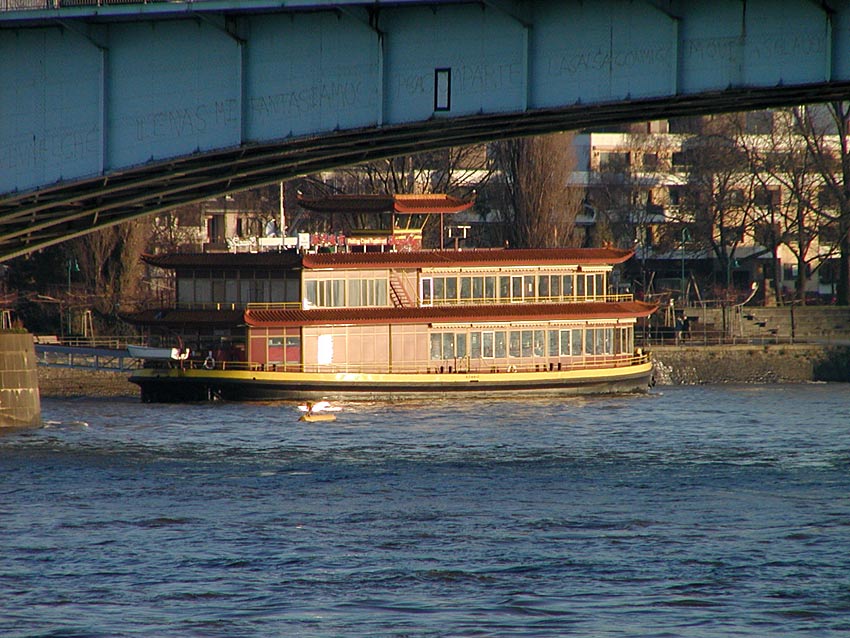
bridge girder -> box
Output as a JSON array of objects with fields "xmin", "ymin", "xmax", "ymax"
[{"xmin": 2, "ymin": 0, "xmax": 850, "ymax": 261}]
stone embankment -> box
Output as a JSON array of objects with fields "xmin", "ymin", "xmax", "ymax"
[
  {"xmin": 652, "ymin": 344, "xmax": 850, "ymax": 385},
  {"xmin": 32, "ymin": 344, "xmax": 850, "ymax": 399}
]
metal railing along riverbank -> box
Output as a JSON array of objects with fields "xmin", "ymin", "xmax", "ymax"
[{"xmin": 35, "ymin": 344, "xmax": 143, "ymax": 372}]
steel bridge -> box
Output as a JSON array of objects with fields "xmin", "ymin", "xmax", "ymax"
[{"xmin": 2, "ymin": 0, "xmax": 850, "ymax": 261}]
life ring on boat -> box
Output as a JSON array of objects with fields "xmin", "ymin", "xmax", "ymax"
[
  {"xmin": 506, "ymin": 364, "xmax": 517, "ymax": 373},
  {"xmin": 204, "ymin": 355, "xmax": 215, "ymax": 370}
]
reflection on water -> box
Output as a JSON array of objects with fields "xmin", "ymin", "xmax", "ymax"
[{"xmin": 2, "ymin": 385, "xmax": 850, "ymax": 637}]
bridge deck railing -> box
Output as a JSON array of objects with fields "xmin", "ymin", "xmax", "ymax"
[{"xmin": 1, "ymin": 0, "xmax": 184, "ymax": 10}]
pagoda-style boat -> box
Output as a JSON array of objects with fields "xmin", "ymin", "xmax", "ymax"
[{"xmin": 126, "ymin": 195, "xmax": 656, "ymax": 402}]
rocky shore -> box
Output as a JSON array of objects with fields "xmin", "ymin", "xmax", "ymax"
[{"xmin": 38, "ymin": 367, "xmax": 139, "ymax": 399}]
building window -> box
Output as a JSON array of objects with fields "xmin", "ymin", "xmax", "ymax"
[
  {"xmin": 599, "ymin": 151, "xmax": 630, "ymax": 169},
  {"xmin": 434, "ymin": 68, "xmax": 451, "ymax": 112}
]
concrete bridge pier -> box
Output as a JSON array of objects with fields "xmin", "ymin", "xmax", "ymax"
[{"xmin": 0, "ymin": 333, "xmax": 41, "ymax": 428}]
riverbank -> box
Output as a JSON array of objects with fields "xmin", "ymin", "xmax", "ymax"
[
  {"xmin": 35, "ymin": 344, "xmax": 850, "ymax": 399},
  {"xmin": 38, "ymin": 367, "xmax": 138, "ymax": 399},
  {"xmin": 652, "ymin": 343, "xmax": 850, "ymax": 385}
]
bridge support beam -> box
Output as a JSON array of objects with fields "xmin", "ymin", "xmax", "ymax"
[{"xmin": 2, "ymin": 0, "xmax": 850, "ymax": 261}]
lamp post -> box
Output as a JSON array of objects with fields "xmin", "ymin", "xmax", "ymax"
[
  {"xmin": 680, "ymin": 227, "xmax": 690, "ymax": 305},
  {"xmin": 67, "ymin": 258, "xmax": 78, "ymax": 336}
]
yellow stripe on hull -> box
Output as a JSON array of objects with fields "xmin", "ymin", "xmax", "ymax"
[{"xmin": 130, "ymin": 361, "xmax": 654, "ymax": 402}]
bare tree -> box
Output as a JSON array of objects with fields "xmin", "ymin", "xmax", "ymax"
[
  {"xmin": 741, "ymin": 109, "xmax": 824, "ymax": 304},
  {"xmin": 674, "ymin": 115, "xmax": 758, "ymax": 292},
  {"xmin": 490, "ymin": 132, "xmax": 584, "ymax": 248},
  {"xmin": 66, "ymin": 219, "xmax": 149, "ymax": 333},
  {"xmin": 790, "ymin": 103, "xmax": 850, "ymax": 304}
]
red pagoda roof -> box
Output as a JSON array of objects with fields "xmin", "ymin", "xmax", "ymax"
[
  {"xmin": 301, "ymin": 247, "xmax": 635, "ymax": 269},
  {"xmin": 297, "ymin": 193, "xmax": 473, "ymax": 215},
  {"xmin": 245, "ymin": 301, "xmax": 657, "ymax": 328},
  {"xmin": 121, "ymin": 309, "xmax": 244, "ymax": 326},
  {"xmin": 141, "ymin": 247, "xmax": 635, "ymax": 271}
]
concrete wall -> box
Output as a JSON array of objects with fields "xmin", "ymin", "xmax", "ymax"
[
  {"xmin": 690, "ymin": 307, "xmax": 850, "ymax": 342},
  {"xmin": 0, "ymin": 332, "xmax": 41, "ymax": 428},
  {"xmin": 653, "ymin": 344, "xmax": 850, "ymax": 385}
]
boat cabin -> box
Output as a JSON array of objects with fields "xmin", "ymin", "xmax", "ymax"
[{"xmin": 129, "ymin": 246, "xmax": 651, "ymax": 376}]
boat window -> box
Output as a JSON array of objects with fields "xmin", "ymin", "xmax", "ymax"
[
  {"xmin": 499, "ymin": 276, "xmax": 510, "ymax": 301},
  {"xmin": 456, "ymin": 334, "xmax": 467, "ymax": 358},
  {"xmin": 511, "ymin": 276, "xmax": 523, "ymax": 302},
  {"xmin": 551, "ymin": 274, "xmax": 561, "ymax": 298},
  {"xmin": 482, "ymin": 332, "xmax": 494, "ymax": 358},
  {"xmin": 332, "ymin": 280, "xmax": 345, "ymax": 307},
  {"xmin": 348, "ymin": 280, "xmax": 362, "ymax": 306},
  {"xmin": 484, "ymin": 276, "xmax": 496, "ymax": 302},
  {"xmin": 549, "ymin": 330, "xmax": 560, "ymax": 356},
  {"xmin": 374, "ymin": 279, "xmax": 388, "ymax": 306},
  {"xmin": 596, "ymin": 274, "xmax": 605, "ymax": 299},
  {"xmin": 267, "ymin": 337, "xmax": 284, "ymax": 364},
  {"xmin": 472, "ymin": 277, "xmax": 483, "ymax": 301},
  {"xmin": 470, "ymin": 332, "xmax": 481, "ymax": 358},
  {"xmin": 595, "ymin": 329, "xmax": 605, "ymax": 355},
  {"xmin": 618, "ymin": 327, "xmax": 631, "ymax": 353},
  {"xmin": 224, "ymin": 280, "xmax": 238, "ymax": 304},
  {"xmin": 420, "ymin": 277, "xmax": 433, "ymax": 306},
  {"xmin": 460, "ymin": 277, "xmax": 472, "ymax": 302},
  {"xmin": 538, "ymin": 275, "xmax": 549, "ymax": 300},
  {"xmin": 270, "ymin": 279, "xmax": 286, "ymax": 303},
  {"xmin": 304, "ymin": 281, "xmax": 317, "ymax": 306},
  {"xmin": 340, "ymin": 277, "xmax": 389, "ymax": 307},
  {"xmin": 494, "ymin": 331, "xmax": 507, "ymax": 358},
  {"xmin": 576, "ymin": 275, "xmax": 586, "ymax": 298},
  {"xmin": 585, "ymin": 329, "xmax": 595, "ymax": 355},
  {"xmin": 177, "ymin": 279, "xmax": 194, "ymax": 306},
  {"xmin": 443, "ymin": 333, "xmax": 455, "ymax": 359},
  {"xmin": 563, "ymin": 275, "xmax": 574, "ymax": 299},
  {"xmin": 429, "ymin": 334, "xmax": 442, "ymax": 360},
  {"xmin": 534, "ymin": 330, "xmax": 545, "ymax": 357},
  {"xmin": 445, "ymin": 277, "xmax": 457, "ymax": 302},
  {"xmin": 212, "ymin": 280, "xmax": 226, "ymax": 303},
  {"xmin": 521, "ymin": 330, "xmax": 533, "ymax": 357},
  {"xmin": 524, "ymin": 276, "xmax": 535, "ymax": 300},
  {"xmin": 559, "ymin": 330, "xmax": 571, "ymax": 356},
  {"xmin": 434, "ymin": 277, "xmax": 445, "ymax": 302},
  {"xmin": 509, "ymin": 331, "xmax": 521, "ymax": 357},
  {"xmin": 195, "ymin": 278, "xmax": 212, "ymax": 304},
  {"xmin": 571, "ymin": 329, "xmax": 582, "ymax": 356},
  {"xmin": 604, "ymin": 328, "xmax": 614, "ymax": 354}
]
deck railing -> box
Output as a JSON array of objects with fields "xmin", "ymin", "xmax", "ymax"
[
  {"xmin": 240, "ymin": 294, "xmax": 635, "ymax": 312},
  {"xmin": 155, "ymin": 351, "xmax": 652, "ymax": 375}
]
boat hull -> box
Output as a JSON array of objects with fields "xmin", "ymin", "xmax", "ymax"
[{"xmin": 129, "ymin": 361, "xmax": 655, "ymax": 402}]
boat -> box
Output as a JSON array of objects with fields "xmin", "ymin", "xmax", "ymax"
[
  {"xmin": 124, "ymin": 194, "xmax": 657, "ymax": 402},
  {"xmin": 127, "ymin": 345, "xmax": 190, "ymax": 360},
  {"xmin": 298, "ymin": 412, "xmax": 337, "ymax": 422},
  {"xmin": 298, "ymin": 401, "xmax": 342, "ymax": 413}
]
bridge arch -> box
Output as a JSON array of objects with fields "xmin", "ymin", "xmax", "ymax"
[{"xmin": 2, "ymin": 0, "xmax": 850, "ymax": 260}]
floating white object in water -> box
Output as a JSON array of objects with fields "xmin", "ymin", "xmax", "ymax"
[{"xmin": 297, "ymin": 400, "xmax": 341, "ymax": 413}]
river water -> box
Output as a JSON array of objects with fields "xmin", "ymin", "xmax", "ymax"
[{"xmin": 2, "ymin": 384, "xmax": 849, "ymax": 637}]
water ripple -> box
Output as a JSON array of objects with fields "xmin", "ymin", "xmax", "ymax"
[{"xmin": 1, "ymin": 386, "xmax": 849, "ymax": 636}]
